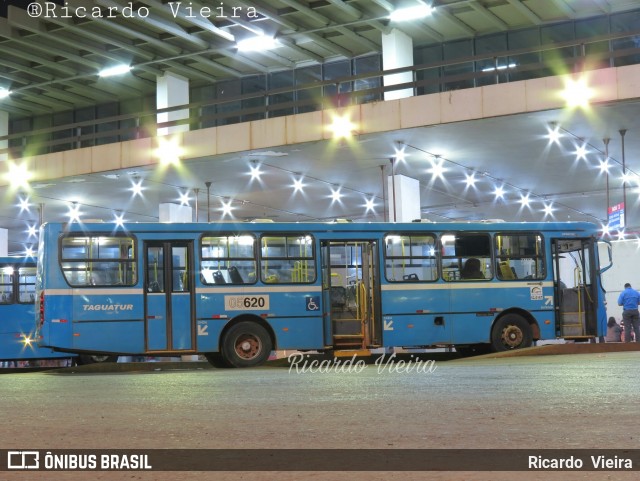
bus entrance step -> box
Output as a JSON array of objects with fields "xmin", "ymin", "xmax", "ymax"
[
  {"xmin": 333, "ymin": 334, "xmax": 364, "ymax": 349},
  {"xmin": 334, "ymin": 349, "xmax": 371, "ymax": 358}
]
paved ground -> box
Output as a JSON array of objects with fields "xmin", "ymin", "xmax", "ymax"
[{"xmin": 1, "ymin": 346, "xmax": 640, "ymax": 481}]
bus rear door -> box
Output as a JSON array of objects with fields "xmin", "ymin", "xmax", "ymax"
[
  {"xmin": 144, "ymin": 241, "xmax": 195, "ymax": 352},
  {"xmin": 552, "ymin": 238, "xmax": 600, "ymax": 339}
]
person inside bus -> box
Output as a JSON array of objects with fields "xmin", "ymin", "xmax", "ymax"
[
  {"xmin": 617, "ymin": 282, "xmax": 640, "ymax": 343},
  {"xmin": 460, "ymin": 258, "xmax": 485, "ymax": 280},
  {"xmin": 605, "ymin": 316, "xmax": 622, "ymax": 342}
]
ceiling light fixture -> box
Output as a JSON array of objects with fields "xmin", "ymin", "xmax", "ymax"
[
  {"xmin": 221, "ymin": 200, "xmax": 234, "ymax": 217},
  {"xmin": 365, "ymin": 198, "xmax": 375, "ymax": 212},
  {"xmin": 237, "ymin": 34, "xmax": 278, "ymax": 52},
  {"xmin": 6, "ymin": 162, "xmax": 32, "ymax": 189},
  {"xmin": 561, "ymin": 76, "xmax": 593, "ymax": 109},
  {"xmin": 179, "ymin": 191, "xmax": 191, "ymax": 206},
  {"xmin": 114, "ymin": 213, "xmax": 125, "ymax": 228},
  {"xmin": 0, "ymin": 87, "xmax": 10, "ymax": 99},
  {"xmin": 464, "ymin": 173, "xmax": 477, "ymax": 188},
  {"xmin": 156, "ymin": 137, "xmax": 183, "ymax": 166},
  {"xmin": 292, "ymin": 177, "xmax": 305, "ymax": 192},
  {"xmin": 99, "ymin": 64, "xmax": 132, "ymax": 77},
  {"xmin": 67, "ymin": 202, "xmax": 81, "ymax": 223},
  {"xmin": 249, "ymin": 163, "xmax": 262, "ymax": 181},
  {"xmin": 130, "ymin": 179, "xmax": 144, "ymax": 197},
  {"xmin": 18, "ymin": 196, "xmax": 30, "ymax": 212},
  {"xmin": 574, "ymin": 144, "xmax": 588, "ymax": 161},
  {"xmin": 546, "ymin": 123, "xmax": 561, "ymax": 144},
  {"xmin": 328, "ymin": 114, "xmax": 357, "ymax": 140},
  {"xmin": 389, "ymin": 3, "xmax": 433, "ymax": 22}
]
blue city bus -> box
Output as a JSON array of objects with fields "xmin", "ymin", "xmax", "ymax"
[
  {"xmin": 1, "ymin": 256, "xmax": 117, "ymax": 366},
  {"xmin": 35, "ymin": 220, "xmax": 611, "ymax": 367},
  {"xmin": 0, "ymin": 256, "xmax": 72, "ymax": 364}
]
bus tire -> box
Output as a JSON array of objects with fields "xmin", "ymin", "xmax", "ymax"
[
  {"xmin": 76, "ymin": 354, "xmax": 118, "ymax": 365},
  {"xmin": 490, "ymin": 314, "xmax": 532, "ymax": 351},
  {"xmin": 221, "ymin": 321, "xmax": 272, "ymax": 368},
  {"xmin": 204, "ymin": 353, "xmax": 230, "ymax": 368}
]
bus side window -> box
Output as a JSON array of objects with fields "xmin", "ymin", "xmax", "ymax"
[{"xmin": 1, "ymin": 291, "xmax": 12, "ymax": 303}]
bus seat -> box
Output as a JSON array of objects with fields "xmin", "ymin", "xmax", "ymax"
[
  {"xmin": 403, "ymin": 273, "xmax": 419, "ymax": 281},
  {"xmin": 213, "ymin": 271, "xmax": 226, "ymax": 285},
  {"xmin": 498, "ymin": 261, "xmax": 515, "ymax": 279},
  {"xmin": 228, "ymin": 266, "xmax": 244, "ymax": 284}
]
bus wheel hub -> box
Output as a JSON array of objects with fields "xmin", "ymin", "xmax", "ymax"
[
  {"xmin": 235, "ymin": 335, "xmax": 260, "ymax": 359},
  {"xmin": 503, "ymin": 326, "xmax": 523, "ymax": 347}
]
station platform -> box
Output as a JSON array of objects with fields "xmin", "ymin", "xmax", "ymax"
[{"xmin": 471, "ymin": 341, "xmax": 640, "ymax": 359}]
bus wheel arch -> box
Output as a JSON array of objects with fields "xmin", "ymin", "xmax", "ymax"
[
  {"xmin": 490, "ymin": 310, "xmax": 536, "ymax": 352},
  {"xmin": 217, "ymin": 315, "xmax": 275, "ymax": 368}
]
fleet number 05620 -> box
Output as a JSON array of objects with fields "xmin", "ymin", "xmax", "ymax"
[{"xmin": 224, "ymin": 295, "xmax": 270, "ymax": 310}]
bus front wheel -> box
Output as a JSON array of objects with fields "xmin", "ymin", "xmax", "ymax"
[
  {"xmin": 491, "ymin": 315, "xmax": 532, "ymax": 351},
  {"xmin": 221, "ymin": 321, "xmax": 272, "ymax": 368}
]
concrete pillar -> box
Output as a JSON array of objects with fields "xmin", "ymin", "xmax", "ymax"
[
  {"xmin": 387, "ymin": 174, "xmax": 420, "ymax": 222},
  {"xmin": 382, "ymin": 28, "xmax": 414, "ymax": 101},
  {"xmin": 0, "ymin": 110, "xmax": 8, "ymax": 162},
  {"xmin": 0, "ymin": 228, "xmax": 7, "ymax": 256},
  {"xmin": 159, "ymin": 203, "xmax": 192, "ymax": 223},
  {"xmin": 157, "ymin": 72, "xmax": 189, "ymax": 136}
]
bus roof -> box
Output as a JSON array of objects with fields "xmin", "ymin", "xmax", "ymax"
[{"xmin": 40, "ymin": 220, "xmax": 600, "ymax": 235}]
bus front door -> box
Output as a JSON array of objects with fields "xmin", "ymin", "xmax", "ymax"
[
  {"xmin": 552, "ymin": 238, "xmax": 599, "ymax": 339},
  {"xmin": 321, "ymin": 240, "xmax": 381, "ymax": 351},
  {"xmin": 144, "ymin": 241, "xmax": 195, "ymax": 353}
]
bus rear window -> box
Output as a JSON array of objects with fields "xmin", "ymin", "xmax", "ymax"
[{"xmin": 60, "ymin": 236, "xmax": 136, "ymax": 287}]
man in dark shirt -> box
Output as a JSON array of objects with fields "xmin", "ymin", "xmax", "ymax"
[{"xmin": 617, "ymin": 283, "xmax": 640, "ymax": 342}]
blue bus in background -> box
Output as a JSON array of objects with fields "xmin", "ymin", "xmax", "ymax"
[
  {"xmin": 0, "ymin": 256, "xmax": 71, "ymax": 365},
  {"xmin": 35, "ymin": 220, "xmax": 611, "ymax": 367},
  {"xmin": 1, "ymin": 257, "xmax": 117, "ymax": 366}
]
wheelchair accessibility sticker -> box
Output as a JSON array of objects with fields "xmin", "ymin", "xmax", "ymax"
[{"xmin": 306, "ymin": 296, "xmax": 320, "ymax": 311}]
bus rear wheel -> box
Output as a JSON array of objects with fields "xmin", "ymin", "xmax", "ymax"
[
  {"xmin": 221, "ymin": 321, "xmax": 272, "ymax": 368},
  {"xmin": 491, "ymin": 314, "xmax": 532, "ymax": 351}
]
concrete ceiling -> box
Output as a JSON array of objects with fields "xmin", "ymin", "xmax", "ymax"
[{"xmin": 1, "ymin": 0, "xmax": 638, "ymax": 116}]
